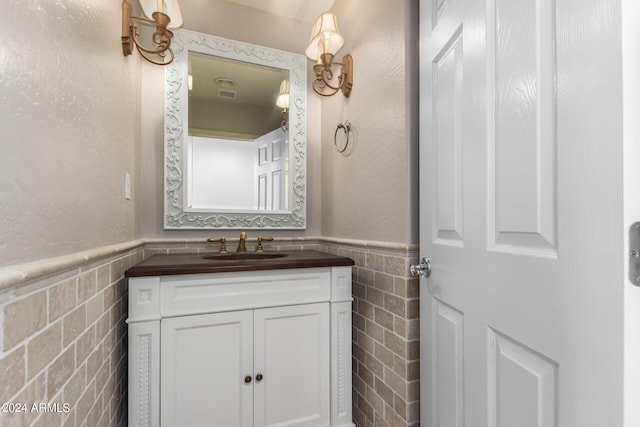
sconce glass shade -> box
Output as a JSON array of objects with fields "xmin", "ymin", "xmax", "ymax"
[
  {"xmin": 276, "ymin": 79, "xmax": 290, "ymax": 108},
  {"xmin": 305, "ymin": 12, "xmax": 344, "ymax": 60},
  {"xmin": 139, "ymin": 0, "xmax": 183, "ymax": 28}
]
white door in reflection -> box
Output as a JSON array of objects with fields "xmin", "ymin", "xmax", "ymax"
[{"xmin": 255, "ymin": 129, "xmax": 289, "ymax": 211}]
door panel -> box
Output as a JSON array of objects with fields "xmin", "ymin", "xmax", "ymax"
[
  {"xmin": 487, "ymin": 0, "xmax": 557, "ymax": 256},
  {"xmin": 419, "ymin": 0, "xmax": 625, "ymax": 426},
  {"xmin": 487, "ymin": 330, "xmax": 558, "ymax": 427},
  {"xmin": 433, "ymin": 26, "xmax": 464, "ymax": 246},
  {"xmin": 432, "ymin": 299, "xmax": 464, "ymax": 427}
]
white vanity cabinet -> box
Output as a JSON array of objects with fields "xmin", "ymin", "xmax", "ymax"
[{"xmin": 127, "ymin": 265, "xmax": 354, "ymax": 427}]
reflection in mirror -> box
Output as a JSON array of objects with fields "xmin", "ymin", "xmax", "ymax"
[
  {"xmin": 188, "ymin": 53, "xmax": 287, "ymax": 139},
  {"xmin": 187, "ymin": 53, "xmax": 289, "ymax": 211},
  {"xmin": 164, "ymin": 30, "xmax": 306, "ymax": 229},
  {"xmin": 188, "ymin": 130, "xmax": 289, "ymax": 211}
]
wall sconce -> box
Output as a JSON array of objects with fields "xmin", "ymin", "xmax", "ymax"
[
  {"xmin": 122, "ymin": 0, "xmax": 183, "ymax": 65},
  {"xmin": 305, "ymin": 12, "xmax": 353, "ymax": 98},
  {"xmin": 276, "ymin": 79, "xmax": 289, "ymax": 131}
]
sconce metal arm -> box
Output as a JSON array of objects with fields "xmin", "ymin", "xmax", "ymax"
[
  {"xmin": 122, "ymin": 0, "xmax": 175, "ymax": 65},
  {"xmin": 312, "ymin": 54, "xmax": 353, "ymax": 97}
]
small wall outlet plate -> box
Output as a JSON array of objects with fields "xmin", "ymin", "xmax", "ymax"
[{"xmin": 125, "ymin": 172, "xmax": 131, "ymax": 200}]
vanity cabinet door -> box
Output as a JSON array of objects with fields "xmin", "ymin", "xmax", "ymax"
[
  {"xmin": 253, "ymin": 303, "xmax": 330, "ymax": 427},
  {"xmin": 161, "ymin": 310, "xmax": 254, "ymax": 427}
]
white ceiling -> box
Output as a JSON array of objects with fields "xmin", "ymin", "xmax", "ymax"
[{"xmin": 222, "ymin": 0, "xmax": 335, "ymax": 23}]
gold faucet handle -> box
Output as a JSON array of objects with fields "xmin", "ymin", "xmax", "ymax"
[
  {"xmin": 255, "ymin": 237, "xmax": 274, "ymax": 253},
  {"xmin": 207, "ymin": 237, "xmax": 228, "ymax": 254}
]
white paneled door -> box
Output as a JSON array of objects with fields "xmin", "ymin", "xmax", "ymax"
[
  {"xmin": 418, "ymin": 0, "xmax": 638, "ymax": 426},
  {"xmin": 255, "ymin": 129, "xmax": 288, "ymax": 211}
]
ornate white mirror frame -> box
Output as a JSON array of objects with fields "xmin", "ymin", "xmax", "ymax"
[{"xmin": 164, "ymin": 29, "xmax": 307, "ymax": 229}]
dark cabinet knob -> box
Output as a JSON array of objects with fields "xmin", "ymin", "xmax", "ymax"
[
  {"xmin": 255, "ymin": 374, "xmax": 263, "ymax": 382},
  {"xmin": 244, "ymin": 375, "xmax": 252, "ymax": 384}
]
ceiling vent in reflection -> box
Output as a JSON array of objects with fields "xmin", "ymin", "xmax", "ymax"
[
  {"xmin": 214, "ymin": 77, "xmax": 238, "ymax": 100},
  {"xmin": 217, "ymin": 89, "xmax": 238, "ymax": 99}
]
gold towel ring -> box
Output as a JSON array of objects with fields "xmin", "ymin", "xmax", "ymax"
[{"xmin": 334, "ymin": 121, "xmax": 351, "ymax": 153}]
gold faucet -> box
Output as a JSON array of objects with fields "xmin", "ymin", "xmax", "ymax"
[{"xmin": 237, "ymin": 232, "xmax": 247, "ymax": 252}]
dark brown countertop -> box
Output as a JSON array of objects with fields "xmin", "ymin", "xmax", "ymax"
[{"xmin": 124, "ymin": 250, "xmax": 355, "ymax": 277}]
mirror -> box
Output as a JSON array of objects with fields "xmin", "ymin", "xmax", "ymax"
[{"xmin": 164, "ymin": 29, "xmax": 307, "ymax": 229}]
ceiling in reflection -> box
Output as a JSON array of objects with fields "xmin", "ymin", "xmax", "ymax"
[
  {"xmin": 189, "ymin": 52, "xmax": 286, "ymax": 108},
  {"xmin": 222, "ymin": 0, "xmax": 336, "ymax": 23}
]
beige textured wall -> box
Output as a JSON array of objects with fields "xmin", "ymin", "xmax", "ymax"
[
  {"xmin": 0, "ymin": 0, "xmax": 417, "ymax": 263},
  {"xmin": 139, "ymin": 0, "xmax": 418, "ymax": 246},
  {"xmin": 311, "ymin": 5, "xmax": 421, "ymax": 425},
  {"xmin": 140, "ymin": 0, "xmax": 324, "ymax": 239},
  {"xmin": 0, "ymin": 1, "xmax": 141, "ymax": 425},
  {"xmin": 0, "ymin": 0, "xmax": 142, "ymax": 268},
  {"xmin": 321, "ymin": 0, "xmax": 419, "ymax": 245}
]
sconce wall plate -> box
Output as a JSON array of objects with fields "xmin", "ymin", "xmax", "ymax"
[{"xmin": 122, "ymin": 0, "xmax": 134, "ymax": 56}]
